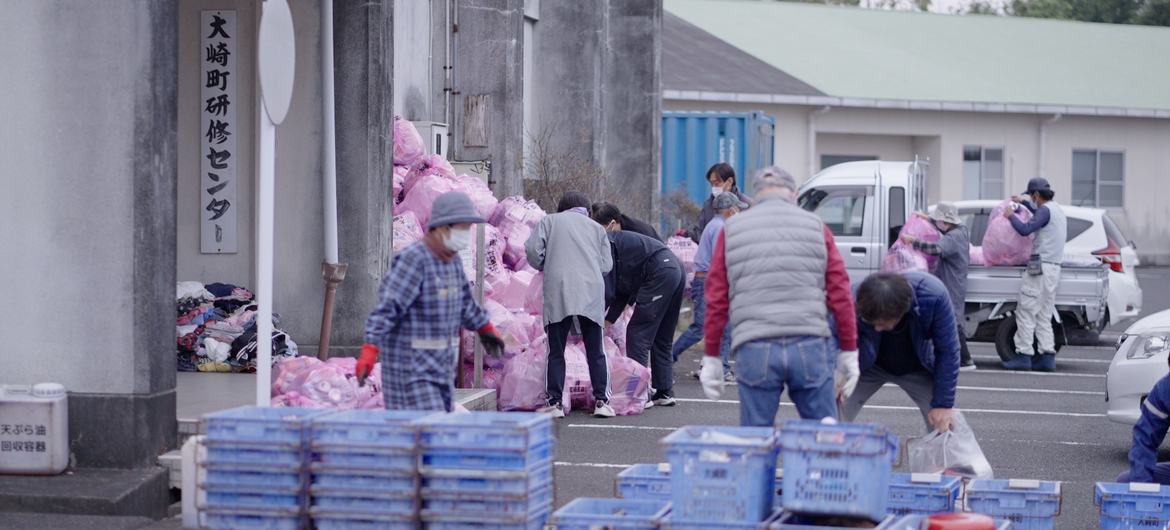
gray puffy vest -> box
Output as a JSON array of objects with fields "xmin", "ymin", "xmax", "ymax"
[
  {"xmin": 723, "ymin": 195, "xmax": 830, "ymax": 351},
  {"xmin": 1034, "ymin": 201, "xmax": 1067, "ymax": 264}
]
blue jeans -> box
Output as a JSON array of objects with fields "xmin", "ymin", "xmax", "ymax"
[
  {"xmin": 671, "ymin": 276, "xmax": 732, "ymax": 370},
  {"xmin": 735, "ymin": 336, "xmax": 837, "ymax": 427}
]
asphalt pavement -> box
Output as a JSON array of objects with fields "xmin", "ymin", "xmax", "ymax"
[{"xmin": 552, "ymin": 267, "xmax": 1170, "ymax": 529}]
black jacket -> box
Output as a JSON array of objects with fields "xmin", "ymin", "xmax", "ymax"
[
  {"xmin": 604, "ymin": 231, "xmax": 674, "ymax": 321},
  {"xmin": 621, "ymin": 214, "xmax": 662, "ymax": 242}
]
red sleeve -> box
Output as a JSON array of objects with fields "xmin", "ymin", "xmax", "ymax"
[
  {"xmin": 823, "ymin": 225, "xmax": 858, "ymax": 351},
  {"xmin": 703, "ymin": 231, "xmax": 730, "ymax": 357}
]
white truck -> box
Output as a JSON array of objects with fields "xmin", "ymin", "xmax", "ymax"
[{"xmin": 795, "ymin": 160, "xmax": 1110, "ymax": 361}]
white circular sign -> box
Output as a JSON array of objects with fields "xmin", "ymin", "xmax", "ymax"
[{"xmin": 258, "ymin": 0, "xmax": 296, "ymax": 125}]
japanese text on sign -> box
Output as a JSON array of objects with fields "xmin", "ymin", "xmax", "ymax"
[
  {"xmin": 0, "ymin": 423, "xmax": 48, "ymax": 453},
  {"xmin": 200, "ymin": 11, "xmax": 238, "ymax": 253}
]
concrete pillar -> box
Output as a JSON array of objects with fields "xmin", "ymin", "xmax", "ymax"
[
  {"xmin": 0, "ymin": 1, "xmax": 177, "ymax": 469},
  {"xmin": 331, "ymin": 0, "xmax": 395, "ymax": 350}
]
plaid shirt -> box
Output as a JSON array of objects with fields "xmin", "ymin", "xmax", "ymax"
[{"xmin": 365, "ymin": 242, "xmax": 489, "ymax": 411}]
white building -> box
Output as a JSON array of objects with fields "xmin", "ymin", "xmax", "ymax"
[{"xmin": 664, "ymin": 0, "xmax": 1170, "ymax": 263}]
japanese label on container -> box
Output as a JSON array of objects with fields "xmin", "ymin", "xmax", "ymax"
[
  {"xmin": 200, "ymin": 11, "xmax": 238, "ymax": 253},
  {"xmin": 0, "ymin": 424, "xmax": 48, "ymax": 453}
]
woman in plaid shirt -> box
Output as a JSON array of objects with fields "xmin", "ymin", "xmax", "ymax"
[{"xmin": 356, "ymin": 192, "xmax": 505, "ymax": 411}]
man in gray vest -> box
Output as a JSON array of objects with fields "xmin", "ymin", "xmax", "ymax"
[
  {"xmin": 700, "ymin": 167, "xmax": 860, "ymax": 426},
  {"xmin": 902, "ymin": 202, "xmax": 974, "ymax": 371},
  {"xmin": 1001, "ymin": 178, "xmax": 1067, "ymax": 372}
]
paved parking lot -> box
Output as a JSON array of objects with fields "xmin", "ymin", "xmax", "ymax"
[{"xmin": 553, "ymin": 267, "xmax": 1170, "ymax": 529}]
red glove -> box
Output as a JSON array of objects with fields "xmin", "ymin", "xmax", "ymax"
[
  {"xmin": 477, "ymin": 324, "xmax": 505, "ymax": 356},
  {"xmin": 356, "ymin": 343, "xmax": 379, "ymax": 385}
]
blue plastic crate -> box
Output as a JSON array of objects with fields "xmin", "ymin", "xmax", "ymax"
[
  {"xmin": 312, "ymin": 488, "xmax": 415, "ymax": 515},
  {"xmin": 420, "ymin": 441, "xmax": 553, "ymax": 472},
  {"xmin": 771, "ymin": 511, "xmax": 896, "ymax": 529},
  {"xmin": 887, "ymin": 473, "xmax": 963, "ymax": 515},
  {"xmin": 552, "ymin": 498, "xmax": 671, "ymax": 530},
  {"xmin": 202, "ymin": 406, "xmax": 325, "ymax": 445},
  {"xmin": 202, "ymin": 508, "xmax": 304, "ymax": 530},
  {"xmin": 422, "ymin": 485, "xmax": 552, "ymax": 516},
  {"xmin": 661, "ymin": 509, "xmax": 784, "ymax": 530},
  {"xmin": 616, "ymin": 463, "xmax": 672, "ymax": 501},
  {"xmin": 888, "ymin": 514, "xmax": 1012, "ymax": 529},
  {"xmin": 311, "ymin": 469, "xmax": 416, "ymax": 493},
  {"xmin": 422, "ymin": 465, "xmax": 552, "ymax": 497},
  {"xmin": 1096, "ymin": 482, "xmax": 1170, "ymax": 530},
  {"xmin": 415, "ymin": 412, "xmax": 553, "ymax": 451},
  {"xmin": 966, "ymin": 479, "xmax": 1059, "ymax": 530},
  {"xmin": 423, "ymin": 508, "xmax": 550, "ymax": 530},
  {"xmin": 203, "ymin": 487, "xmax": 304, "ymax": 510},
  {"xmin": 662, "ymin": 426, "xmax": 779, "ymax": 523},
  {"xmin": 779, "ymin": 420, "xmax": 899, "ymax": 522},
  {"xmin": 311, "ymin": 511, "xmax": 416, "ymax": 530},
  {"xmin": 313, "ymin": 447, "xmax": 417, "ymax": 472},
  {"xmin": 204, "ymin": 440, "xmax": 306, "ymax": 467},
  {"xmin": 311, "ymin": 409, "xmax": 433, "ymax": 450},
  {"xmin": 203, "ymin": 466, "xmax": 305, "ymax": 490}
]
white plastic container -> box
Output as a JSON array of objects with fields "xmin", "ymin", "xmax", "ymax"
[{"xmin": 0, "ymin": 383, "xmax": 69, "ymax": 475}]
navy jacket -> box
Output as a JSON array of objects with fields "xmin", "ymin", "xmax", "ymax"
[
  {"xmin": 604, "ymin": 231, "xmax": 675, "ymax": 322},
  {"xmin": 1128, "ymin": 375, "xmax": 1170, "ymax": 483},
  {"xmin": 856, "ymin": 272, "xmax": 961, "ymax": 409},
  {"xmin": 621, "ymin": 214, "xmax": 662, "ymax": 242}
]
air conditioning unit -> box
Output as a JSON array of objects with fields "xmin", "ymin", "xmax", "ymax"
[{"xmin": 410, "ymin": 121, "xmax": 449, "ymax": 159}]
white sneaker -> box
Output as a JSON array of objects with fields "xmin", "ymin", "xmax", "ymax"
[
  {"xmin": 652, "ymin": 396, "xmax": 677, "ymax": 407},
  {"xmin": 593, "ymin": 402, "xmax": 616, "ymax": 418},
  {"xmin": 959, "ymin": 362, "xmax": 977, "ymax": 372},
  {"xmin": 644, "ymin": 399, "xmax": 655, "ymax": 409},
  {"xmin": 539, "ymin": 404, "xmax": 565, "ymax": 418}
]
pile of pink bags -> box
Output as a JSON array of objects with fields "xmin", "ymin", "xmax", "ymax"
[
  {"xmin": 983, "ymin": 201, "xmax": 1034, "ymax": 266},
  {"xmin": 667, "ymin": 236, "xmax": 699, "ymax": 296},
  {"xmin": 274, "ymin": 119, "xmax": 684, "ymax": 415},
  {"xmin": 881, "ymin": 215, "xmax": 940, "ymax": 274}
]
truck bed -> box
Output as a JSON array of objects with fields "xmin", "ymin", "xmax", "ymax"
[{"xmin": 966, "ymin": 263, "xmax": 1109, "ymax": 326}]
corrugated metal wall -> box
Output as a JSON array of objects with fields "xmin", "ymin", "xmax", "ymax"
[{"xmin": 660, "ymin": 111, "xmax": 775, "ymax": 207}]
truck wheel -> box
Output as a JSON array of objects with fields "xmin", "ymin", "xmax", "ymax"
[{"xmin": 995, "ymin": 317, "xmax": 1066, "ymax": 362}]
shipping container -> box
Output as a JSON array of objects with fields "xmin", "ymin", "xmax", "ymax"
[{"xmin": 660, "ymin": 111, "xmax": 776, "ymax": 230}]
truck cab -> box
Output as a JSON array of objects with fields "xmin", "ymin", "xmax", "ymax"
[{"xmin": 797, "ymin": 160, "xmax": 929, "ymax": 285}]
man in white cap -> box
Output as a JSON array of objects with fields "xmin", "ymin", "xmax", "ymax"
[
  {"xmin": 901, "ymin": 201, "xmax": 974, "ymax": 370},
  {"xmin": 357, "ymin": 191, "xmax": 505, "ymax": 411}
]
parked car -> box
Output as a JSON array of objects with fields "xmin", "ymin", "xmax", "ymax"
[
  {"xmin": 1106, "ymin": 309, "xmax": 1170, "ymax": 425},
  {"xmin": 953, "ymin": 200, "xmax": 1143, "ymax": 328}
]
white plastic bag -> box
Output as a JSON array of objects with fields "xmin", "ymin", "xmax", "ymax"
[{"xmin": 908, "ymin": 410, "xmax": 993, "ymax": 479}]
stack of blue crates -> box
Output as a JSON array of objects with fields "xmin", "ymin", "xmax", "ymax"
[
  {"xmin": 308, "ymin": 409, "xmax": 435, "ymax": 530},
  {"xmin": 1095, "ymin": 482, "xmax": 1170, "ymax": 529},
  {"xmin": 616, "ymin": 463, "xmax": 672, "ymax": 502},
  {"xmin": 553, "ymin": 498, "xmax": 671, "ymax": 530},
  {"xmin": 199, "ymin": 406, "xmax": 324, "ymax": 530},
  {"xmin": 966, "ymin": 479, "xmax": 1061, "ymax": 530},
  {"xmin": 416, "ymin": 412, "xmax": 555, "ymax": 529},
  {"xmin": 660, "ymin": 426, "xmax": 781, "ymax": 529},
  {"xmin": 778, "ymin": 420, "xmax": 899, "ymax": 523},
  {"xmin": 886, "ymin": 473, "xmax": 963, "ymax": 515}
]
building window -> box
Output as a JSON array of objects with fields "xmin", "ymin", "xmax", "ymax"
[
  {"xmin": 821, "ymin": 154, "xmax": 876, "ymax": 170},
  {"xmin": 962, "ymin": 146, "xmax": 1004, "ymax": 200},
  {"xmin": 1072, "ymin": 149, "xmax": 1124, "ymax": 208}
]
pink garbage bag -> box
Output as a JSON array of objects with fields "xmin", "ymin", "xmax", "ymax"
[
  {"xmin": 399, "ymin": 174, "xmax": 457, "ymax": 227},
  {"xmin": 326, "ymin": 357, "xmax": 384, "ymax": 409},
  {"xmin": 491, "ymin": 197, "xmax": 546, "ymax": 228},
  {"xmin": 607, "ymin": 307, "xmax": 635, "ymax": 355},
  {"xmin": 497, "ymin": 348, "xmax": 550, "ymax": 412},
  {"xmin": 902, "ymin": 215, "xmax": 942, "ymax": 268},
  {"xmin": 454, "ymin": 174, "xmax": 499, "ymax": 219},
  {"xmin": 524, "ymin": 273, "xmax": 545, "ymax": 316},
  {"xmin": 392, "ymin": 211, "xmax": 424, "ymax": 252},
  {"xmin": 983, "ymin": 202, "xmax": 1034, "ymax": 266},
  {"xmin": 393, "ymin": 117, "xmax": 426, "ymax": 167},
  {"xmin": 881, "ymin": 245, "xmax": 929, "ymax": 274},
  {"xmin": 405, "ymin": 154, "xmax": 456, "ymax": 197},
  {"xmin": 272, "ymin": 357, "xmax": 321, "ymax": 397},
  {"xmin": 500, "ymin": 222, "xmax": 534, "ymax": 270},
  {"xmin": 462, "ymin": 224, "xmax": 509, "ymax": 295},
  {"xmin": 970, "ymin": 245, "xmax": 986, "ymax": 266},
  {"xmin": 492, "ymin": 270, "xmax": 536, "ymax": 309},
  {"xmin": 608, "ymin": 355, "xmax": 651, "ymax": 416},
  {"xmin": 461, "ymin": 363, "xmax": 503, "ymax": 390},
  {"xmin": 393, "ymin": 165, "xmax": 409, "ymax": 204},
  {"xmin": 565, "ymin": 342, "xmax": 596, "ymax": 412}
]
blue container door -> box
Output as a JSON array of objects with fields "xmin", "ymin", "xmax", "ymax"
[{"xmin": 660, "ymin": 111, "xmax": 775, "ymax": 210}]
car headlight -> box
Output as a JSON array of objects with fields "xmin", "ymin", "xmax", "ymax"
[{"xmin": 1126, "ymin": 333, "xmax": 1170, "ymax": 360}]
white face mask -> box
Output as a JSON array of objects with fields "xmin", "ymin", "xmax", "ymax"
[
  {"xmin": 711, "ymin": 185, "xmax": 724, "ymax": 197},
  {"xmin": 444, "ymin": 228, "xmax": 472, "ymax": 252}
]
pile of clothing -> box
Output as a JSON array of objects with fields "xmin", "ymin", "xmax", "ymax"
[
  {"xmin": 271, "ymin": 118, "xmax": 697, "ymax": 414},
  {"xmin": 176, "ymin": 281, "xmax": 298, "ymax": 373}
]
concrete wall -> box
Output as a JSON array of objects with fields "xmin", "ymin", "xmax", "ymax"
[
  {"xmin": 664, "ymin": 98, "xmax": 1170, "ymax": 262},
  {"xmin": 0, "ymin": 1, "xmax": 178, "ymax": 468}
]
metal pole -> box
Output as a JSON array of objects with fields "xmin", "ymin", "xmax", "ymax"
[
  {"xmin": 473, "ymin": 223, "xmax": 486, "ymax": 388},
  {"xmin": 256, "ymin": 110, "xmax": 276, "ymax": 407},
  {"xmin": 317, "ymin": 0, "xmax": 346, "ymax": 360}
]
